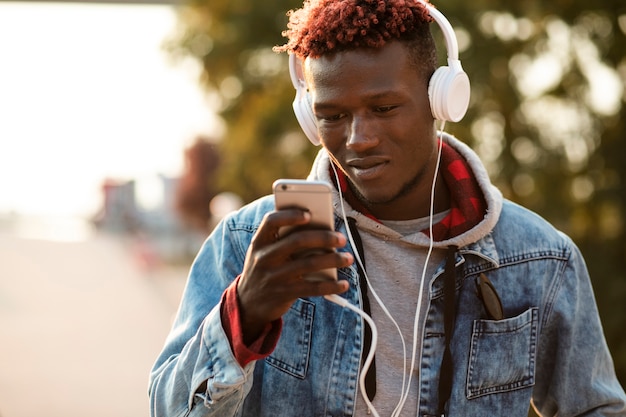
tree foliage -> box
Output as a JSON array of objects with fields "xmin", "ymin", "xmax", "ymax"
[
  {"xmin": 166, "ymin": 0, "xmax": 626, "ymax": 385},
  {"xmin": 165, "ymin": 0, "xmax": 311, "ymax": 201}
]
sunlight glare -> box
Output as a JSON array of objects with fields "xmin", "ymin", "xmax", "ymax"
[{"xmin": 0, "ymin": 2, "xmax": 221, "ymax": 220}]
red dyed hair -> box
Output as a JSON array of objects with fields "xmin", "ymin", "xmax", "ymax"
[{"xmin": 274, "ymin": 0, "xmax": 437, "ymax": 77}]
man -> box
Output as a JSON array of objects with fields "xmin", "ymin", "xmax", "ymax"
[{"xmin": 149, "ymin": 0, "xmax": 626, "ymax": 416}]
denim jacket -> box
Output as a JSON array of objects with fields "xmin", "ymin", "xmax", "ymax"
[{"xmin": 149, "ymin": 138, "xmax": 626, "ymax": 417}]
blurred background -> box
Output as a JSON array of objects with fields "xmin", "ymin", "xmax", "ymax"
[{"xmin": 0, "ymin": 0, "xmax": 625, "ymax": 416}]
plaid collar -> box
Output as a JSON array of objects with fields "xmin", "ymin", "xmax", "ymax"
[{"xmin": 331, "ymin": 140, "xmax": 487, "ymax": 241}]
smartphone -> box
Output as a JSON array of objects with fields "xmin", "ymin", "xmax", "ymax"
[{"xmin": 272, "ymin": 179, "xmax": 337, "ymax": 281}]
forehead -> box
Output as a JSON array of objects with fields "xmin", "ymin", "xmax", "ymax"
[{"xmin": 304, "ymin": 42, "xmax": 421, "ymax": 100}]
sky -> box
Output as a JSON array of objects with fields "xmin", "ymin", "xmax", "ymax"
[{"xmin": 0, "ymin": 1, "xmax": 221, "ymax": 219}]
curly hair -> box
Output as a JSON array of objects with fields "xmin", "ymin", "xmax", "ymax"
[{"xmin": 274, "ymin": 0, "xmax": 437, "ymax": 77}]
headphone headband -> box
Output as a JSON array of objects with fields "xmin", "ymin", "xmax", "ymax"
[
  {"xmin": 290, "ymin": 1, "xmax": 470, "ymax": 145},
  {"xmin": 416, "ymin": 0, "xmax": 459, "ymax": 60}
]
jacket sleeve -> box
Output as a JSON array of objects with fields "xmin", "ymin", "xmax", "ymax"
[
  {"xmin": 148, "ymin": 216, "xmax": 256, "ymax": 417},
  {"xmin": 532, "ymin": 234, "xmax": 626, "ymax": 416}
]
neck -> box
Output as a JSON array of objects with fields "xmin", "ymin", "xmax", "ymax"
[{"xmin": 362, "ymin": 174, "xmax": 451, "ymax": 221}]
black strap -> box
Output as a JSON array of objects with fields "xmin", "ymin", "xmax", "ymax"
[
  {"xmin": 347, "ymin": 217, "xmax": 377, "ymax": 400},
  {"xmin": 437, "ymin": 245, "xmax": 458, "ymax": 416}
]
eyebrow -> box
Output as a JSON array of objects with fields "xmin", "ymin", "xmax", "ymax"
[{"xmin": 314, "ymin": 90, "xmax": 406, "ymax": 111}]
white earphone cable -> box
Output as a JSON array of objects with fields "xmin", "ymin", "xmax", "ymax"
[
  {"xmin": 392, "ymin": 121, "xmax": 446, "ymax": 416},
  {"xmin": 329, "ymin": 163, "xmax": 406, "ymax": 417},
  {"xmin": 324, "ymin": 293, "xmax": 380, "ymax": 416},
  {"xmin": 328, "ymin": 123, "xmax": 446, "ymax": 416}
]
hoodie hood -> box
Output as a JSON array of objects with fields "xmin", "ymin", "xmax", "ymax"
[{"xmin": 307, "ymin": 132, "xmax": 503, "ymax": 249}]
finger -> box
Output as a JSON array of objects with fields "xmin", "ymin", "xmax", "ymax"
[
  {"xmin": 247, "ymin": 249, "xmax": 352, "ymax": 294},
  {"xmin": 238, "ymin": 251, "xmax": 352, "ymax": 328},
  {"xmin": 276, "ymin": 229, "xmax": 347, "ymax": 253},
  {"xmin": 253, "ymin": 209, "xmax": 312, "ymax": 247},
  {"xmin": 288, "ymin": 250, "xmax": 353, "ymax": 277},
  {"xmin": 283, "ymin": 273, "xmax": 352, "ymax": 299}
]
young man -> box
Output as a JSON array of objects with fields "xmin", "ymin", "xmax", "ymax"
[{"xmin": 149, "ymin": 1, "xmax": 626, "ymax": 416}]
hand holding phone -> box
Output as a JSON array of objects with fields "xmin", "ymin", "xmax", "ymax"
[{"xmin": 273, "ymin": 179, "xmax": 337, "ymax": 281}]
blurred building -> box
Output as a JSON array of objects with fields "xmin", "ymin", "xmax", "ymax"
[
  {"xmin": 93, "ymin": 178, "xmax": 138, "ymax": 233},
  {"xmin": 92, "ymin": 175, "xmax": 207, "ymax": 265}
]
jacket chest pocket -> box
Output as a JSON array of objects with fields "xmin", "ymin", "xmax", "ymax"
[
  {"xmin": 266, "ymin": 298, "xmax": 314, "ymax": 379},
  {"xmin": 466, "ymin": 307, "xmax": 538, "ymax": 399}
]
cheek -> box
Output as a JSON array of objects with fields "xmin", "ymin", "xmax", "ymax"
[
  {"xmin": 318, "ymin": 126, "xmax": 346, "ymax": 153},
  {"xmin": 395, "ymin": 125, "xmax": 438, "ymax": 163},
  {"xmin": 319, "ymin": 142, "xmax": 343, "ymax": 169}
]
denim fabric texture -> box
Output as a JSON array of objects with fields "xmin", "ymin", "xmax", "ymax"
[
  {"xmin": 149, "ymin": 138, "xmax": 626, "ymax": 417},
  {"xmin": 149, "ymin": 198, "xmax": 626, "ymax": 417}
]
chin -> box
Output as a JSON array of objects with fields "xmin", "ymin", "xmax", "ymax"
[{"xmin": 353, "ymin": 187, "xmax": 397, "ymax": 207}]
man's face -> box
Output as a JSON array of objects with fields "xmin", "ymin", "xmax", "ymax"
[{"xmin": 306, "ymin": 41, "xmax": 438, "ymax": 220}]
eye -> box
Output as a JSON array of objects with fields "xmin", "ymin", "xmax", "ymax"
[
  {"xmin": 317, "ymin": 113, "xmax": 345, "ymax": 122},
  {"xmin": 375, "ymin": 105, "xmax": 397, "ymax": 113}
]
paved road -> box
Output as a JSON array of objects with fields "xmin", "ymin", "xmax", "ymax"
[{"xmin": 0, "ymin": 232, "xmax": 188, "ymax": 417}]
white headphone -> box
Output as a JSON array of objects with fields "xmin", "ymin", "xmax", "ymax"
[{"xmin": 288, "ymin": 0, "xmax": 470, "ymax": 146}]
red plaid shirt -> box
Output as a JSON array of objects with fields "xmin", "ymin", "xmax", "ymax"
[{"xmin": 334, "ymin": 140, "xmax": 486, "ymax": 241}]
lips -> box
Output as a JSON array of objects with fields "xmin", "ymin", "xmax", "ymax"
[{"xmin": 346, "ymin": 156, "xmax": 389, "ymax": 180}]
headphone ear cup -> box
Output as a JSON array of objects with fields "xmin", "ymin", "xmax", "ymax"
[
  {"xmin": 292, "ymin": 88, "xmax": 320, "ymax": 146},
  {"xmin": 289, "ymin": 54, "xmax": 321, "ymax": 145},
  {"xmin": 428, "ymin": 64, "xmax": 471, "ymax": 122}
]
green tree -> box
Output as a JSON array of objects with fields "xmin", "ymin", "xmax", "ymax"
[
  {"xmin": 167, "ymin": 0, "xmax": 626, "ymax": 391},
  {"xmin": 450, "ymin": 0, "xmax": 626, "ymax": 387},
  {"xmin": 165, "ymin": 0, "xmax": 312, "ymax": 202}
]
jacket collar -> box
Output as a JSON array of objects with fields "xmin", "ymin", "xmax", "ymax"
[{"xmin": 309, "ymin": 132, "xmax": 503, "ymax": 253}]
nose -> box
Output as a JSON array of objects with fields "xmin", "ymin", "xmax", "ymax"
[{"xmin": 346, "ymin": 115, "xmax": 378, "ymax": 151}]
